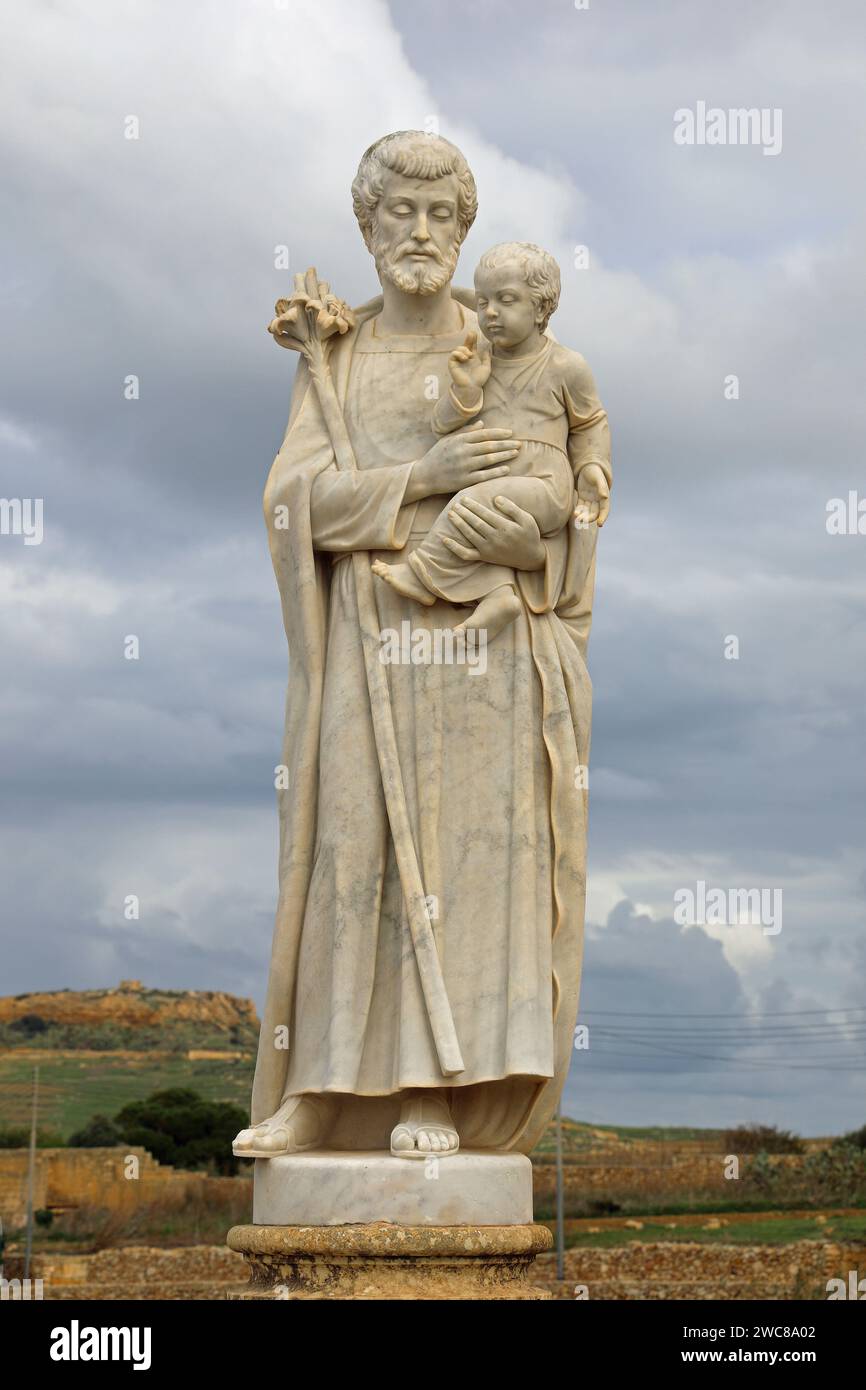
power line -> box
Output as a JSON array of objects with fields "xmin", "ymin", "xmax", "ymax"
[
  {"xmin": 591, "ymin": 1027, "xmax": 866, "ymax": 1043},
  {"xmin": 578, "ymin": 1044, "xmax": 866, "ymax": 1071},
  {"xmin": 580, "ymin": 1006, "xmax": 866, "ymax": 1019},
  {"xmin": 587, "ymin": 1019, "xmax": 866, "ymax": 1033}
]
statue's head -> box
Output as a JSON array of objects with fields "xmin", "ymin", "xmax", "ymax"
[
  {"xmin": 475, "ymin": 242, "xmax": 561, "ymax": 348},
  {"xmin": 352, "ymin": 131, "xmax": 477, "ymax": 295}
]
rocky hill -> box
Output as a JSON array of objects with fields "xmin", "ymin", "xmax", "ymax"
[{"xmin": 0, "ymin": 982, "xmax": 260, "ymax": 1053}]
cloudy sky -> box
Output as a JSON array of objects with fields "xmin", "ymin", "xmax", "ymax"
[{"xmin": 1, "ymin": 0, "xmax": 864, "ymax": 1134}]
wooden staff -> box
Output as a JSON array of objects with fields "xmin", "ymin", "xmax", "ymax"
[{"xmin": 270, "ymin": 269, "xmax": 464, "ymax": 1077}]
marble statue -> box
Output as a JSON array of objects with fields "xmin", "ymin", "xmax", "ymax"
[{"xmin": 232, "ymin": 131, "xmax": 611, "ymax": 1187}]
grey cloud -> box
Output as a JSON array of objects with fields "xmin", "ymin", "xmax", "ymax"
[{"xmin": 0, "ymin": 0, "xmax": 863, "ymax": 1135}]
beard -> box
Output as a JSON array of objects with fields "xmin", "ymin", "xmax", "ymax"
[{"xmin": 371, "ymin": 228, "xmax": 460, "ymax": 296}]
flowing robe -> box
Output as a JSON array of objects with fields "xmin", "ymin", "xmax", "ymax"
[{"xmin": 251, "ymin": 291, "xmax": 605, "ymax": 1152}]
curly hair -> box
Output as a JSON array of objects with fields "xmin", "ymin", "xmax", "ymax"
[
  {"xmin": 351, "ymin": 131, "xmax": 478, "ymax": 249},
  {"xmin": 476, "ymin": 241, "xmax": 561, "ymax": 332}
]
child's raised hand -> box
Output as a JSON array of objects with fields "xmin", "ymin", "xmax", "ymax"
[{"xmin": 448, "ymin": 331, "xmax": 492, "ymax": 400}]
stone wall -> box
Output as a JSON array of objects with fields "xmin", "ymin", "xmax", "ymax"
[
  {"xmin": 537, "ymin": 1240, "xmax": 865, "ymax": 1300},
  {"xmin": 532, "ymin": 1153, "xmax": 803, "ymax": 1208},
  {"xmin": 3, "ymin": 1244, "xmax": 246, "ymax": 1300},
  {"xmin": 0, "ymin": 1147, "xmax": 236, "ymax": 1229}
]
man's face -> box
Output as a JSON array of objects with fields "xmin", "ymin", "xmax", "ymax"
[{"xmin": 370, "ymin": 171, "xmax": 461, "ymax": 295}]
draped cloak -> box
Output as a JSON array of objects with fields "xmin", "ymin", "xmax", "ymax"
[{"xmin": 250, "ymin": 288, "xmax": 608, "ymax": 1153}]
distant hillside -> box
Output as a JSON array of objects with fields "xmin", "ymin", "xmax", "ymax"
[
  {"xmin": 0, "ymin": 981, "xmax": 260, "ymax": 1054},
  {"xmin": 0, "ymin": 985, "xmax": 794, "ymax": 1156},
  {"xmin": 533, "ymin": 1118, "xmax": 729, "ymax": 1155}
]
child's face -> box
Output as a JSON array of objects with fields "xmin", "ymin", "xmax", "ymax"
[{"xmin": 475, "ymin": 263, "xmax": 541, "ymax": 350}]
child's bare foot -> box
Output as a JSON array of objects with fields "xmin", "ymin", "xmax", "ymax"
[
  {"xmin": 455, "ymin": 586, "xmax": 521, "ymax": 642},
  {"xmin": 371, "ymin": 559, "xmax": 436, "ymax": 605}
]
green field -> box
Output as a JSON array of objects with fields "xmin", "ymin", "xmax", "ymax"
[
  {"xmin": 564, "ymin": 1211, "xmax": 866, "ymax": 1249},
  {"xmin": 0, "ymin": 1053, "xmax": 256, "ymax": 1138}
]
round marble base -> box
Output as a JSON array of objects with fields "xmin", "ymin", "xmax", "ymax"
[
  {"xmin": 252, "ymin": 1149, "xmax": 532, "ymax": 1226},
  {"xmin": 226, "ymin": 1222, "xmax": 553, "ymax": 1300}
]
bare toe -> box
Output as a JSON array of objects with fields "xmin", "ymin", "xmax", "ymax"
[
  {"xmin": 259, "ymin": 1128, "xmax": 290, "ymax": 1153},
  {"xmin": 233, "ymin": 1126, "xmax": 264, "ymax": 1149}
]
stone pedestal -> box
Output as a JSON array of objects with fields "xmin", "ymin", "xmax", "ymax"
[
  {"xmin": 226, "ymin": 1222, "xmax": 553, "ymax": 1300},
  {"xmin": 252, "ymin": 1150, "xmax": 532, "ymax": 1225}
]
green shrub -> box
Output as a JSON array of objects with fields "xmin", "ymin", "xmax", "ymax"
[
  {"xmin": 738, "ymin": 1145, "xmax": 866, "ymax": 1206},
  {"xmin": 67, "ymin": 1114, "xmax": 123, "ymax": 1147},
  {"xmin": 9, "ymin": 1014, "xmax": 49, "ymax": 1037},
  {"xmin": 0, "ymin": 1127, "xmax": 65, "ymax": 1149},
  {"xmin": 723, "ymin": 1123, "xmax": 805, "ymax": 1154}
]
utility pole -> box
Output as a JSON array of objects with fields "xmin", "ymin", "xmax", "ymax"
[
  {"xmin": 23, "ymin": 1065, "xmax": 39, "ymax": 1282},
  {"xmin": 555, "ymin": 1103, "xmax": 564, "ymax": 1281}
]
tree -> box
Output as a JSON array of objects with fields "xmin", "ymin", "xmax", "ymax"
[
  {"xmin": 10, "ymin": 1014, "xmax": 48, "ymax": 1037},
  {"xmin": 67, "ymin": 1114, "xmax": 123, "ymax": 1147},
  {"xmin": 114, "ymin": 1088, "xmax": 248, "ymax": 1175}
]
